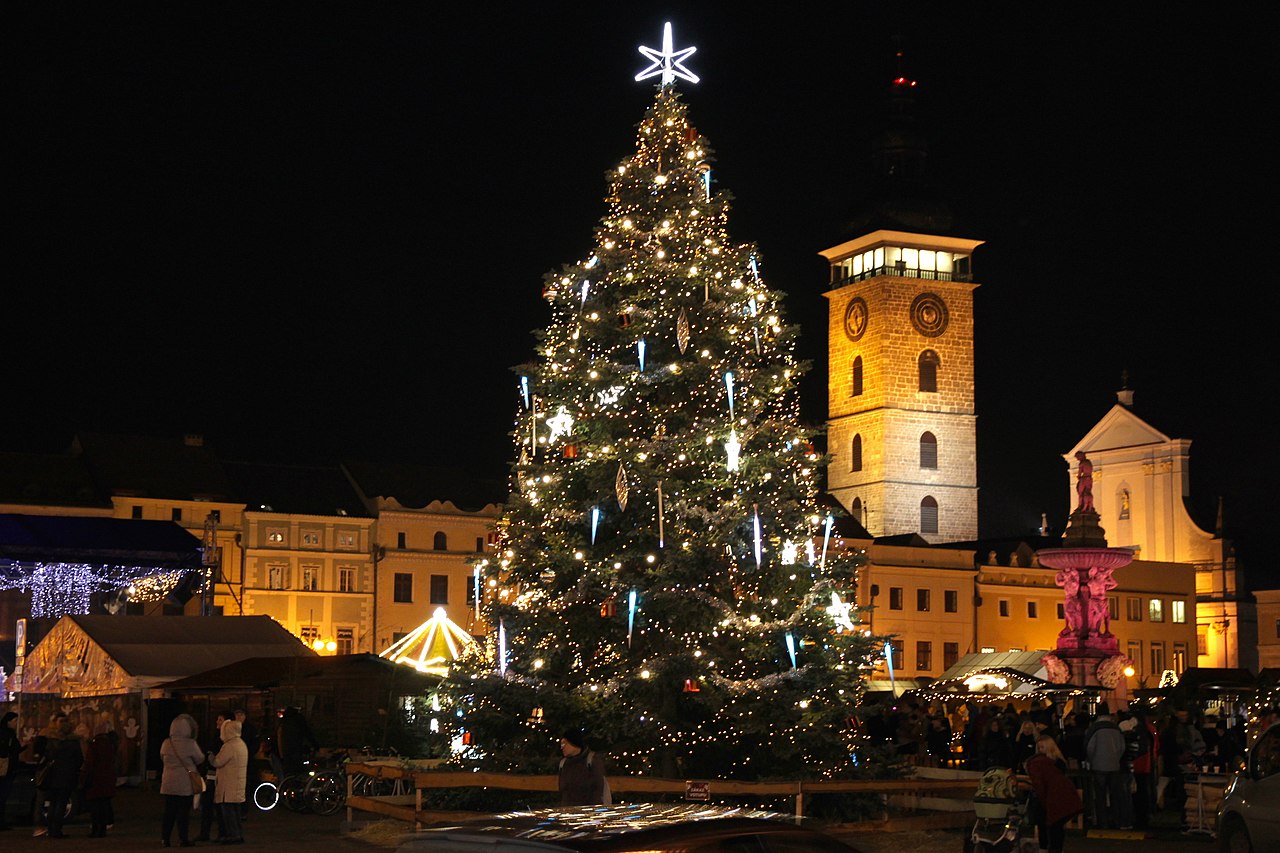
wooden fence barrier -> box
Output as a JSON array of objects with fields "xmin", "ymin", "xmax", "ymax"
[{"xmin": 344, "ymin": 762, "xmax": 980, "ymax": 830}]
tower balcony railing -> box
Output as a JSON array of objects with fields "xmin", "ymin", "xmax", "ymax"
[{"xmin": 828, "ymin": 264, "xmax": 973, "ymax": 289}]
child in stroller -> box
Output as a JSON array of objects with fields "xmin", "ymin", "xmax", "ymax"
[{"xmin": 969, "ymin": 766, "xmax": 1035, "ymax": 853}]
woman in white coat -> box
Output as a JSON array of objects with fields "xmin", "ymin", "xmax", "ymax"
[
  {"xmin": 159, "ymin": 714, "xmax": 204, "ymax": 847},
  {"xmin": 208, "ymin": 718, "xmax": 248, "ymax": 844}
]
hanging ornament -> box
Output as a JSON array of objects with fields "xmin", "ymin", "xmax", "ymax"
[
  {"xmin": 563, "ymin": 443, "xmax": 579, "ymax": 459},
  {"xmin": 498, "ymin": 619, "xmax": 508, "ymax": 676},
  {"xmin": 520, "ymin": 376, "xmax": 531, "ymax": 410},
  {"xmin": 820, "ymin": 515, "xmax": 834, "ymax": 568},
  {"xmin": 638, "ymin": 339, "xmax": 647, "ymax": 371},
  {"xmin": 656, "ymin": 480, "xmax": 666, "ymax": 548},
  {"xmin": 748, "ymin": 296, "xmax": 761, "ymax": 354},
  {"xmin": 785, "ymin": 632, "xmax": 798, "ymax": 669},
  {"xmin": 826, "ymin": 592, "xmax": 856, "ymax": 633},
  {"xmin": 749, "ymin": 255, "xmax": 760, "ymax": 281},
  {"xmin": 627, "ymin": 589, "xmax": 638, "ymax": 647},
  {"xmin": 616, "ymin": 463, "xmax": 629, "ymax": 511},
  {"xmin": 805, "ymin": 540, "xmax": 816, "ymax": 567},
  {"xmin": 528, "ymin": 706, "xmax": 545, "ymax": 724},
  {"xmin": 724, "ymin": 429, "xmax": 741, "ymax": 472},
  {"xmin": 539, "ymin": 568, "xmax": 556, "ymax": 584},
  {"xmin": 546, "ymin": 406, "xmax": 574, "ymax": 442},
  {"xmin": 590, "ymin": 506, "xmax": 601, "ymax": 545},
  {"xmin": 676, "ymin": 307, "xmax": 691, "ymax": 354},
  {"xmin": 698, "ymin": 162, "xmax": 712, "ymax": 200},
  {"xmin": 596, "ymin": 385, "xmax": 624, "ymax": 407},
  {"xmin": 753, "ymin": 504, "xmax": 763, "ymax": 569},
  {"xmin": 585, "ymin": 255, "xmax": 599, "ymax": 269},
  {"xmin": 580, "ymin": 280, "xmax": 590, "ymax": 309},
  {"xmin": 618, "ymin": 312, "xmax": 632, "ymax": 327},
  {"xmin": 542, "ymin": 281, "xmax": 559, "ymax": 301},
  {"xmin": 600, "ymin": 598, "xmax": 617, "ymax": 617},
  {"xmin": 725, "ymin": 371, "xmax": 735, "ymax": 418},
  {"xmin": 473, "ymin": 566, "xmax": 482, "ymax": 622},
  {"xmin": 780, "ymin": 540, "xmax": 798, "ymax": 565},
  {"xmin": 683, "ymin": 678, "xmax": 701, "ymax": 693}
]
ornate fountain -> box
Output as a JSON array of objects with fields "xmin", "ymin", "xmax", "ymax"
[{"xmin": 1036, "ymin": 452, "xmax": 1135, "ymax": 701}]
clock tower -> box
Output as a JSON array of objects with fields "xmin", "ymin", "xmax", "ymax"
[{"xmin": 821, "ymin": 232, "xmax": 980, "ymax": 542}]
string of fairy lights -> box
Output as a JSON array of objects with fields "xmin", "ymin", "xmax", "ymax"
[
  {"xmin": 443, "ymin": 25, "xmax": 885, "ymax": 781},
  {"xmin": 0, "ymin": 560, "xmax": 187, "ymax": 618}
]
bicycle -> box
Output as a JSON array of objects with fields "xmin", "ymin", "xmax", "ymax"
[
  {"xmin": 302, "ymin": 750, "xmax": 353, "ymax": 816},
  {"xmin": 252, "ymin": 756, "xmax": 316, "ymax": 812}
]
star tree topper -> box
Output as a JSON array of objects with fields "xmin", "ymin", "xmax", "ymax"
[{"xmin": 635, "ymin": 22, "xmax": 699, "ymax": 87}]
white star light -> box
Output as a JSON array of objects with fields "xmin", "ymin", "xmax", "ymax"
[
  {"xmin": 826, "ymin": 592, "xmax": 856, "ymax": 634},
  {"xmin": 635, "ymin": 22, "xmax": 699, "ymax": 87},
  {"xmin": 545, "ymin": 406, "xmax": 574, "ymax": 441}
]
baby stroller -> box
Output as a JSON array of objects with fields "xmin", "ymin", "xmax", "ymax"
[{"xmin": 969, "ymin": 767, "xmax": 1034, "ymax": 853}]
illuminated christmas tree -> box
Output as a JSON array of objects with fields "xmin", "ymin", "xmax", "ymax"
[{"xmin": 447, "ymin": 26, "xmax": 879, "ymax": 783}]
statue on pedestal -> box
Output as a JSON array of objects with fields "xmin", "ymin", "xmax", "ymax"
[
  {"xmin": 1055, "ymin": 569, "xmax": 1084, "ymax": 637},
  {"xmin": 1086, "ymin": 564, "xmax": 1118, "ymax": 638},
  {"xmin": 1075, "ymin": 451, "xmax": 1094, "ymax": 513}
]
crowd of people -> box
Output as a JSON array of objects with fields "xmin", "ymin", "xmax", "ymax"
[
  {"xmin": 861, "ymin": 698, "xmax": 1277, "ymax": 850},
  {"xmin": 0, "ymin": 704, "xmax": 326, "ymax": 845}
]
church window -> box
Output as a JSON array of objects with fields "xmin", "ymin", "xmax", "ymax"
[
  {"xmin": 920, "ymin": 495, "xmax": 938, "ymax": 534},
  {"xmin": 850, "ymin": 434, "xmax": 862, "ymax": 472},
  {"xmin": 851, "ymin": 356, "xmax": 863, "ymax": 396},
  {"xmin": 918, "ymin": 350, "xmax": 939, "ymax": 392},
  {"xmin": 920, "ymin": 432, "xmax": 938, "ymax": 469}
]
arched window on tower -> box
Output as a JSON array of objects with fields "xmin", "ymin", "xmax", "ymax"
[
  {"xmin": 918, "ymin": 350, "xmax": 940, "ymax": 393},
  {"xmin": 851, "ymin": 356, "xmax": 863, "ymax": 397},
  {"xmin": 433, "ymin": 531, "xmax": 448, "ymax": 551},
  {"xmin": 851, "ymin": 497, "xmax": 864, "ymax": 526},
  {"xmin": 920, "ymin": 432, "xmax": 938, "ymax": 469},
  {"xmin": 850, "ymin": 434, "xmax": 863, "ymax": 472},
  {"xmin": 920, "ymin": 496, "xmax": 939, "ymax": 535}
]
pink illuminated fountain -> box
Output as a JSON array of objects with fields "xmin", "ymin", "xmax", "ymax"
[{"xmin": 1037, "ymin": 452, "xmax": 1136, "ymax": 701}]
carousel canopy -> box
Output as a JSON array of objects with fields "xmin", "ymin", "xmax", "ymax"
[{"xmin": 379, "ymin": 607, "xmax": 477, "ymax": 675}]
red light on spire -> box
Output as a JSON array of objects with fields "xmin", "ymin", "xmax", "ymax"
[{"xmin": 892, "ymin": 76, "xmax": 918, "ymax": 88}]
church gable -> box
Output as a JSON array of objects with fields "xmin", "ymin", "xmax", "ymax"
[{"xmin": 1069, "ymin": 404, "xmax": 1170, "ymax": 456}]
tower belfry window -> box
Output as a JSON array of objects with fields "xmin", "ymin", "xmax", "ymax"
[
  {"xmin": 850, "ymin": 434, "xmax": 863, "ymax": 472},
  {"xmin": 918, "ymin": 350, "xmax": 940, "ymax": 392},
  {"xmin": 920, "ymin": 432, "xmax": 938, "ymax": 469},
  {"xmin": 920, "ymin": 496, "xmax": 939, "ymax": 535},
  {"xmin": 851, "ymin": 356, "xmax": 863, "ymax": 397}
]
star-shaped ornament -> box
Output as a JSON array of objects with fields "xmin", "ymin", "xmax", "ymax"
[
  {"xmin": 826, "ymin": 592, "xmax": 856, "ymax": 634},
  {"xmin": 635, "ymin": 22, "xmax": 699, "ymax": 87},
  {"xmin": 545, "ymin": 406, "xmax": 575, "ymax": 442}
]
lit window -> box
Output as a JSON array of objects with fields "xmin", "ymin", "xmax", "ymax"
[
  {"xmin": 267, "ymin": 564, "xmax": 288, "ymax": 590},
  {"xmin": 1149, "ymin": 599, "xmax": 1165, "ymax": 623},
  {"xmin": 267, "ymin": 529, "xmax": 286, "ymax": 545},
  {"xmin": 1171, "ymin": 600, "xmax": 1186, "ymax": 623},
  {"xmin": 338, "ymin": 567, "xmax": 356, "ymax": 593},
  {"xmin": 300, "ymin": 625, "xmax": 319, "ymax": 644},
  {"xmin": 301, "ymin": 565, "xmax": 319, "ymax": 591},
  {"xmin": 1173, "ymin": 643, "xmax": 1188, "ymax": 674},
  {"xmin": 336, "ymin": 627, "xmax": 354, "ymax": 655},
  {"xmin": 302, "ymin": 531, "xmax": 320, "ymax": 547},
  {"xmin": 920, "ymin": 432, "xmax": 938, "ymax": 469},
  {"xmin": 981, "ymin": 647, "xmax": 996, "ymax": 654}
]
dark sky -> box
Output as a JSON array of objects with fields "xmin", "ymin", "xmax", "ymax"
[{"xmin": 7, "ymin": 5, "xmax": 1273, "ymax": 574}]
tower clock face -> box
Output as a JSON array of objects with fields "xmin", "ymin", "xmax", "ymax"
[
  {"xmin": 843, "ymin": 296, "xmax": 869, "ymax": 341},
  {"xmin": 910, "ymin": 293, "xmax": 949, "ymax": 337}
]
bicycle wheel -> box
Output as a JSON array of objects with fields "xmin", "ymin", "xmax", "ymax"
[
  {"xmin": 308, "ymin": 773, "xmax": 346, "ymax": 816},
  {"xmin": 280, "ymin": 774, "xmax": 311, "ymax": 812},
  {"xmin": 253, "ymin": 781, "xmax": 280, "ymax": 811}
]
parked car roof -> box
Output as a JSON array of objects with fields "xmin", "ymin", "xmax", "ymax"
[{"xmin": 397, "ymin": 803, "xmax": 863, "ymax": 852}]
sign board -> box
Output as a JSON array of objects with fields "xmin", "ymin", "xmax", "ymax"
[
  {"xmin": 685, "ymin": 781, "xmax": 710, "ymax": 802},
  {"xmin": 15, "ymin": 618, "xmax": 26, "ymax": 666}
]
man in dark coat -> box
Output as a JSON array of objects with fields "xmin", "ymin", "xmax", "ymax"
[
  {"xmin": 557, "ymin": 729, "xmax": 606, "ymax": 806},
  {"xmin": 81, "ymin": 721, "xmax": 118, "ymax": 837},
  {"xmin": 0, "ymin": 711, "xmax": 21, "ymax": 831},
  {"xmin": 39, "ymin": 718, "xmax": 83, "ymax": 838}
]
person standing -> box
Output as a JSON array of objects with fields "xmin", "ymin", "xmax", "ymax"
[
  {"xmin": 209, "ymin": 718, "xmax": 248, "ymax": 845},
  {"xmin": 1013, "ymin": 718, "xmax": 1039, "ymax": 770},
  {"xmin": 81, "ymin": 721, "xmax": 118, "ymax": 837},
  {"xmin": 233, "ymin": 710, "xmax": 258, "ymax": 819},
  {"xmin": 557, "ymin": 729, "xmax": 607, "ymax": 806},
  {"xmin": 1126, "ymin": 710, "xmax": 1158, "ymax": 830},
  {"xmin": 1025, "ymin": 735, "xmax": 1084, "ymax": 853},
  {"xmin": 159, "ymin": 714, "xmax": 204, "ymax": 848},
  {"xmin": 41, "ymin": 718, "xmax": 84, "ymax": 838},
  {"xmin": 1085, "ymin": 707, "xmax": 1132, "ymax": 829},
  {"xmin": 197, "ymin": 712, "xmax": 228, "ymax": 843},
  {"xmin": 0, "ymin": 712, "xmax": 22, "ymax": 831}
]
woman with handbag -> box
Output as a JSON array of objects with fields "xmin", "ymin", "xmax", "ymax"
[{"xmin": 159, "ymin": 714, "xmax": 204, "ymax": 848}]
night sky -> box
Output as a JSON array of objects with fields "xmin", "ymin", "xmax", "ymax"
[{"xmin": 7, "ymin": 5, "xmax": 1273, "ymax": 575}]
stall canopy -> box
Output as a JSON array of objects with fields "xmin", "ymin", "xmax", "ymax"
[
  {"xmin": 17, "ymin": 614, "xmax": 314, "ymax": 697},
  {"xmin": 912, "ymin": 651, "xmax": 1100, "ymax": 703}
]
